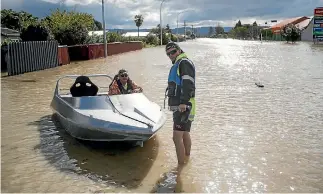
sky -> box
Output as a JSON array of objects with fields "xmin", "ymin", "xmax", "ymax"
[{"xmin": 1, "ymin": 0, "xmax": 323, "ymax": 29}]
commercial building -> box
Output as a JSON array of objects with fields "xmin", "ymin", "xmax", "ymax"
[{"xmin": 267, "ymin": 16, "xmax": 312, "ymax": 41}]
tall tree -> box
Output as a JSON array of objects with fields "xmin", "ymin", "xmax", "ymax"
[
  {"xmin": 134, "ymin": 14, "xmax": 144, "ymax": 37},
  {"xmin": 234, "ymin": 20, "xmax": 242, "ymax": 29}
]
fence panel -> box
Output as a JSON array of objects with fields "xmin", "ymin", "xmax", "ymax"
[{"xmin": 7, "ymin": 41, "xmax": 59, "ymax": 76}]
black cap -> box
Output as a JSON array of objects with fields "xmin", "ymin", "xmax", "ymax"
[{"xmin": 165, "ymin": 41, "xmax": 180, "ymax": 51}]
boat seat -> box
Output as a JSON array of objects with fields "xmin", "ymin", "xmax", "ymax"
[{"xmin": 70, "ymin": 76, "xmax": 98, "ymax": 97}]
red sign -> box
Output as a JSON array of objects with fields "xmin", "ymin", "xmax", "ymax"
[{"xmin": 315, "ymin": 8, "xmax": 323, "ymax": 16}]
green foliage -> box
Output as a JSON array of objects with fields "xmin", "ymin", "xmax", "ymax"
[
  {"xmin": 235, "ymin": 20, "xmax": 242, "ymax": 28},
  {"xmin": 42, "ymin": 9, "xmax": 94, "ymax": 35},
  {"xmin": 54, "ymin": 21, "xmax": 89, "ymax": 45},
  {"xmin": 134, "ymin": 15, "xmax": 144, "ymax": 28},
  {"xmin": 170, "ymin": 34, "xmax": 177, "ymax": 42},
  {"xmin": 280, "ymin": 24, "xmax": 301, "ymax": 42},
  {"xmin": 229, "ymin": 26, "xmax": 248, "ymax": 39},
  {"xmin": 229, "ymin": 20, "xmax": 262, "ymax": 40},
  {"xmin": 148, "ymin": 24, "xmax": 175, "ymax": 45},
  {"xmin": 261, "ymin": 29, "xmax": 273, "ymax": 40},
  {"xmin": 20, "ymin": 23, "xmax": 52, "ymax": 41},
  {"xmin": 144, "ymin": 34, "xmax": 159, "ymax": 45},
  {"xmin": 1, "ymin": 9, "xmax": 38, "ymax": 31},
  {"xmin": 39, "ymin": 9, "xmax": 95, "ymax": 45},
  {"xmin": 1, "ymin": 9, "xmax": 165, "ymax": 47}
]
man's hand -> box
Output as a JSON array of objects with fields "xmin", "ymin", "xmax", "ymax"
[
  {"xmin": 178, "ymin": 104, "xmax": 187, "ymax": 112},
  {"xmin": 132, "ymin": 88, "xmax": 142, "ymax": 93}
]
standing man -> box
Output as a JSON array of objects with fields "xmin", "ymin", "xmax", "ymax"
[{"xmin": 165, "ymin": 42, "xmax": 196, "ymax": 165}]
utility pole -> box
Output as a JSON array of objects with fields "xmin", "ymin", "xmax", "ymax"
[
  {"xmin": 183, "ymin": 20, "xmax": 187, "ymax": 41},
  {"xmin": 160, "ymin": 0, "xmax": 166, "ymax": 46},
  {"xmin": 102, "ymin": 0, "xmax": 107, "ymax": 58}
]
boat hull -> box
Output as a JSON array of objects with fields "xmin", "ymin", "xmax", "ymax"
[
  {"xmin": 53, "ymin": 109, "xmax": 166, "ymax": 142},
  {"xmin": 50, "ymin": 74, "xmax": 167, "ymax": 144}
]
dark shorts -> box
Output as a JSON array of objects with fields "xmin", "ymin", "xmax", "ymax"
[{"xmin": 173, "ymin": 111, "xmax": 192, "ymax": 132}]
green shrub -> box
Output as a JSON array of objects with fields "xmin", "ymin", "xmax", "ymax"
[
  {"xmin": 144, "ymin": 34, "xmax": 159, "ymax": 45},
  {"xmin": 55, "ymin": 21, "xmax": 89, "ymax": 45}
]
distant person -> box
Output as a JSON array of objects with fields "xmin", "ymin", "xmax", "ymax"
[
  {"xmin": 108, "ymin": 69, "xmax": 143, "ymax": 95},
  {"xmin": 164, "ymin": 42, "xmax": 196, "ymax": 165}
]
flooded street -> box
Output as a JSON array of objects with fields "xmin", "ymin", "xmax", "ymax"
[{"xmin": 2, "ymin": 38, "xmax": 323, "ymax": 193}]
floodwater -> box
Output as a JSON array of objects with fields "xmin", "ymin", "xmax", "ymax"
[{"xmin": 1, "ymin": 38, "xmax": 323, "ymax": 193}]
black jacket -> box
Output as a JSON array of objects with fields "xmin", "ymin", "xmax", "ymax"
[{"xmin": 178, "ymin": 59, "xmax": 195, "ymax": 104}]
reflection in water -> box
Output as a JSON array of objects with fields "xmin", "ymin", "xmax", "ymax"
[
  {"xmin": 2, "ymin": 39, "xmax": 323, "ymax": 193},
  {"xmin": 29, "ymin": 114, "xmax": 159, "ymax": 190},
  {"xmin": 152, "ymin": 160, "xmax": 196, "ymax": 193}
]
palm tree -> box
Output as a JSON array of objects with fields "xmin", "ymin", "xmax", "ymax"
[{"xmin": 134, "ymin": 15, "xmax": 144, "ymax": 37}]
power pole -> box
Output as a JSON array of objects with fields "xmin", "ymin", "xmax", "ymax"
[
  {"xmin": 102, "ymin": 0, "xmax": 107, "ymax": 58},
  {"xmin": 183, "ymin": 20, "xmax": 187, "ymax": 41}
]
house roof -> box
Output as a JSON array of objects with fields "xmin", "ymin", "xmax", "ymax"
[
  {"xmin": 1, "ymin": 27, "xmax": 20, "ymax": 37},
  {"xmin": 295, "ymin": 16, "xmax": 313, "ymax": 30},
  {"xmin": 270, "ymin": 16, "xmax": 310, "ymax": 30}
]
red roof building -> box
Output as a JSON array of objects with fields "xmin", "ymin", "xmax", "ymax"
[{"xmin": 270, "ymin": 16, "xmax": 310, "ymax": 34}]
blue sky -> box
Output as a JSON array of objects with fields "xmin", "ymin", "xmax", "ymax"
[{"xmin": 2, "ymin": 0, "xmax": 323, "ymax": 29}]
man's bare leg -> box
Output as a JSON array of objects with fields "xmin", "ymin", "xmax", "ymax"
[
  {"xmin": 183, "ymin": 132, "xmax": 191, "ymax": 156},
  {"xmin": 173, "ymin": 130, "xmax": 185, "ymax": 164}
]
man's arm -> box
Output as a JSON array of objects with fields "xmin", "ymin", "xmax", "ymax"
[
  {"xmin": 131, "ymin": 80, "xmax": 143, "ymax": 92},
  {"xmin": 108, "ymin": 81, "xmax": 120, "ymax": 95},
  {"xmin": 179, "ymin": 60, "xmax": 195, "ymax": 104}
]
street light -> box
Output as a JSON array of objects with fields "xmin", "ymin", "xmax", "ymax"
[
  {"xmin": 160, "ymin": 0, "xmax": 166, "ymax": 45},
  {"xmin": 176, "ymin": 9, "xmax": 194, "ymax": 42},
  {"xmin": 102, "ymin": 0, "xmax": 107, "ymax": 57},
  {"xmin": 176, "ymin": 11, "xmax": 186, "ymax": 43}
]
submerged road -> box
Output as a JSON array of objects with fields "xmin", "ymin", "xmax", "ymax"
[{"xmin": 1, "ymin": 38, "xmax": 323, "ymax": 193}]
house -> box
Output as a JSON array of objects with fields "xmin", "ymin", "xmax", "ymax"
[{"xmin": 1, "ymin": 27, "xmax": 21, "ymax": 43}]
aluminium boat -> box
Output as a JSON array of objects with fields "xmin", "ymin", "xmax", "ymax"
[{"xmin": 50, "ymin": 74, "xmax": 167, "ymax": 147}]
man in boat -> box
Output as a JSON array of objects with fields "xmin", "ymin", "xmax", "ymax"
[
  {"xmin": 165, "ymin": 42, "xmax": 196, "ymax": 165},
  {"xmin": 108, "ymin": 69, "xmax": 143, "ymax": 95}
]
